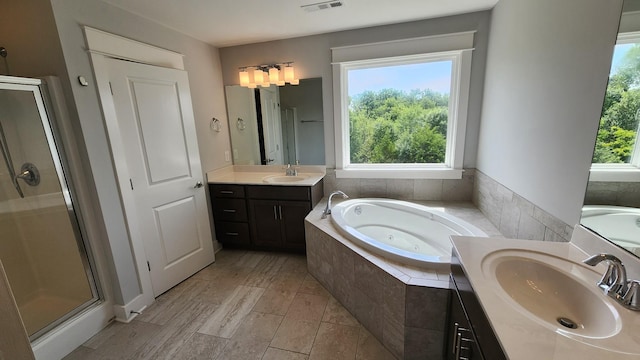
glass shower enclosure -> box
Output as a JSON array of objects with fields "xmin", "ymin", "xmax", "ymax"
[{"xmin": 0, "ymin": 75, "xmax": 99, "ymax": 341}]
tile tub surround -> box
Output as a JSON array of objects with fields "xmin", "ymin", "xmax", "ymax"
[
  {"xmin": 585, "ymin": 180, "xmax": 640, "ymax": 208},
  {"xmin": 322, "ymin": 168, "xmax": 475, "ymax": 201},
  {"xmin": 304, "ymin": 199, "xmax": 500, "ymax": 359},
  {"xmin": 473, "ymin": 170, "xmax": 574, "ymax": 242}
]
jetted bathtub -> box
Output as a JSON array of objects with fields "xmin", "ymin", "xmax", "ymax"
[
  {"xmin": 330, "ymin": 198, "xmax": 487, "ymax": 269},
  {"xmin": 581, "ymin": 205, "xmax": 640, "ymax": 256}
]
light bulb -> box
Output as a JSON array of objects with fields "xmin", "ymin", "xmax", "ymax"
[
  {"xmin": 239, "ymin": 70, "xmax": 250, "ymax": 87},
  {"xmin": 253, "ymin": 69, "xmax": 264, "ymax": 84},
  {"xmin": 269, "ymin": 67, "xmax": 279, "ymax": 83},
  {"xmin": 284, "ymin": 65, "xmax": 295, "ymax": 83},
  {"xmin": 262, "ymin": 71, "xmax": 270, "ymax": 87}
]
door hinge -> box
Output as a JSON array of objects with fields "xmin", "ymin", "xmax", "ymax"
[
  {"xmin": 130, "ymin": 178, "xmax": 134, "ymax": 190},
  {"xmin": 147, "ymin": 261, "xmax": 150, "ymax": 272},
  {"xmin": 109, "ymin": 81, "xmax": 113, "ymax": 95}
]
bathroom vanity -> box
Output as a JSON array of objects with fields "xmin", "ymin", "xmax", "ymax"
[
  {"xmin": 448, "ymin": 259, "xmax": 506, "ymax": 359},
  {"xmin": 208, "ymin": 166, "xmax": 324, "ymax": 251},
  {"xmin": 449, "ymin": 226, "xmax": 640, "ymax": 360}
]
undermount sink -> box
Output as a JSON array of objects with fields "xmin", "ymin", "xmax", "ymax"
[
  {"xmin": 262, "ymin": 174, "xmax": 309, "ymax": 183},
  {"xmin": 481, "ymin": 250, "xmax": 621, "ymax": 339}
]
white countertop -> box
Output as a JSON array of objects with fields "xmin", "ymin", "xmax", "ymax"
[
  {"xmin": 206, "ymin": 165, "xmax": 325, "ymax": 186},
  {"xmin": 451, "ymin": 235, "xmax": 640, "ymax": 360}
]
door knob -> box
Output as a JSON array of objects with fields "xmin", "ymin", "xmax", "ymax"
[{"xmin": 194, "ymin": 181, "xmax": 203, "ymax": 188}]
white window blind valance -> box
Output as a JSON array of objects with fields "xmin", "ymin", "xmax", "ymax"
[{"xmin": 331, "ymin": 31, "xmax": 475, "ymax": 64}]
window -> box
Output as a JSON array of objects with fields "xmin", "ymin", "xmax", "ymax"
[
  {"xmin": 591, "ymin": 31, "xmax": 640, "ymax": 182},
  {"xmin": 332, "ymin": 33, "xmax": 474, "ymax": 179}
]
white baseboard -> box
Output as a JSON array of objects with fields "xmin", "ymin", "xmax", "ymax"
[
  {"xmin": 112, "ymin": 294, "xmax": 148, "ymax": 323},
  {"xmin": 32, "ymin": 301, "xmax": 112, "ymax": 360}
]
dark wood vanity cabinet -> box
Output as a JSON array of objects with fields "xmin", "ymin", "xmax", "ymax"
[
  {"xmin": 248, "ymin": 199, "xmax": 310, "ymax": 249},
  {"xmin": 210, "ymin": 184, "xmax": 251, "ymax": 246},
  {"xmin": 448, "ymin": 278, "xmax": 482, "ymax": 360},
  {"xmin": 209, "ymin": 181, "xmax": 323, "ymax": 251},
  {"xmin": 448, "ymin": 256, "xmax": 507, "ymax": 360}
]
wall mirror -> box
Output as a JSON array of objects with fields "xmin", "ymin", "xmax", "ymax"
[
  {"xmin": 581, "ymin": 0, "xmax": 640, "ymax": 258},
  {"xmin": 225, "ymin": 77, "xmax": 325, "ymax": 166}
]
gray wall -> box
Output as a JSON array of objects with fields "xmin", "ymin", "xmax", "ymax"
[
  {"xmin": 0, "ymin": 0, "xmax": 228, "ymax": 305},
  {"xmin": 48, "ymin": 0, "xmax": 228, "ymax": 304},
  {"xmin": 0, "ymin": 0, "xmax": 135, "ymax": 304},
  {"xmin": 279, "ymin": 78, "xmax": 325, "ymax": 165},
  {"xmin": 476, "ymin": 0, "xmax": 623, "ymax": 226},
  {"xmin": 219, "ymin": 11, "xmax": 491, "ymax": 169}
]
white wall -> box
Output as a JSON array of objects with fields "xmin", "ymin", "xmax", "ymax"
[
  {"xmin": 46, "ymin": 0, "xmax": 228, "ymax": 304},
  {"xmin": 219, "ymin": 11, "xmax": 491, "ymax": 169},
  {"xmin": 476, "ymin": 0, "xmax": 623, "ymax": 226}
]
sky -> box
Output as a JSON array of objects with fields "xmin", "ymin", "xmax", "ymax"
[
  {"xmin": 610, "ymin": 43, "xmax": 633, "ymax": 74},
  {"xmin": 347, "ymin": 61, "xmax": 452, "ymax": 97}
]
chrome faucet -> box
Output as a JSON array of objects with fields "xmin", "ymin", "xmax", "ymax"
[
  {"xmin": 322, "ymin": 190, "xmax": 348, "ymax": 219},
  {"xmin": 285, "ymin": 164, "xmax": 298, "ymax": 176},
  {"xmin": 583, "ymin": 253, "xmax": 639, "ymax": 311}
]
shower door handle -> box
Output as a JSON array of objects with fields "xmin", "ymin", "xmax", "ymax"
[{"xmin": 0, "ymin": 120, "xmax": 24, "ymax": 198}]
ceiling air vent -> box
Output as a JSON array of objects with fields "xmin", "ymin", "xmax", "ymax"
[{"xmin": 301, "ymin": 0, "xmax": 344, "ymax": 12}]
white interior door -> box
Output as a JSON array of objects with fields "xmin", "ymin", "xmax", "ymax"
[
  {"xmin": 260, "ymin": 87, "xmax": 283, "ymax": 165},
  {"xmin": 107, "ymin": 58, "xmax": 214, "ymax": 296}
]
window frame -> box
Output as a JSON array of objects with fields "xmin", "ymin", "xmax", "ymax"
[
  {"xmin": 331, "ymin": 33, "xmax": 474, "ymax": 179},
  {"xmin": 590, "ymin": 30, "xmax": 640, "ymax": 182}
]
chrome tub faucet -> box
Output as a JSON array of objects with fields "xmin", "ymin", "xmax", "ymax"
[
  {"xmin": 322, "ymin": 190, "xmax": 348, "ymax": 219},
  {"xmin": 584, "ymin": 253, "xmax": 639, "ymax": 311}
]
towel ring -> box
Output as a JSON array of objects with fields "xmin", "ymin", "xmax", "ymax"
[
  {"xmin": 237, "ymin": 117, "xmax": 246, "ymax": 131},
  {"xmin": 210, "ymin": 117, "xmax": 222, "ymax": 132}
]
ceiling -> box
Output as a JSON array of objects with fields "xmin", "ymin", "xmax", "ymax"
[{"xmin": 100, "ymin": 0, "xmax": 498, "ymax": 48}]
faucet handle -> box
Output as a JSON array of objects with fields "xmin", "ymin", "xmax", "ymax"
[
  {"xmin": 583, "ymin": 253, "xmax": 628, "ymax": 297},
  {"xmin": 622, "ymin": 280, "xmax": 640, "ymax": 311}
]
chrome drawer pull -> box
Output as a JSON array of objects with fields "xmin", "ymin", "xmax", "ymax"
[
  {"xmin": 225, "ymin": 232, "xmax": 239, "ymax": 236},
  {"xmin": 223, "ymin": 209, "xmax": 236, "ymax": 213},
  {"xmin": 220, "ymin": 190, "xmax": 234, "ymax": 194}
]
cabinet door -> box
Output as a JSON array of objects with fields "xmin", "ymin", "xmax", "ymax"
[
  {"xmin": 448, "ymin": 291, "xmax": 481, "ymax": 360},
  {"xmin": 249, "ymin": 199, "xmax": 282, "ymax": 246},
  {"xmin": 280, "ymin": 200, "xmax": 311, "ymax": 250}
]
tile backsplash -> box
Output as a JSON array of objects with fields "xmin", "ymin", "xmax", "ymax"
[
  {"xmin": 322, "ymin": 168, "xmax": 475, "ymax": 201},
  {"xmin": 473, "ymin": 170, "xmax": 573, "ymax": 242},
  {"xmin": 584, "ymin": 181, "xmax": 640, "ymax": 208}
]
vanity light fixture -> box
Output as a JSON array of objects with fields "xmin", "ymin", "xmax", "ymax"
[{"xmin": 238, "ymin": 62, "xmax": 299, "ymax": 88}]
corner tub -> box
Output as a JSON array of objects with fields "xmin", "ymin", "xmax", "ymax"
[
  {"xmin": 581, "ymin": 205, "xmax": 640, "ymax": 256},
  {"xmin": 330, "ymin": 198, "xmax": 487, "ymax": 269}
]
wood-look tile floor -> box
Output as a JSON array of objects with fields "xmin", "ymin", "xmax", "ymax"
[{"xmin": 64, "ymin": 250, "xmax": 397, "ymax": 360}]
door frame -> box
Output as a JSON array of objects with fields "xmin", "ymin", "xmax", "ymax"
[{"xmin": 85, "ymin": 27, "xmax": 187, "ymax": 319}]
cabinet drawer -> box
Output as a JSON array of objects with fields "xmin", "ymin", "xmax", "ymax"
[
  {"xmin": 210, "ymin": 184, "xmax": 245, "ymax": 198},
  {"xmin": 246, "ymin": 185, "xmax": 310, "ymax": 201},
  {"xmin": 212, "ymin": 198, "xmax": 247, "ymax": 222},
  {"xmin": 215, "ymin": 222, "xmax": 250, "ymax": 245}
]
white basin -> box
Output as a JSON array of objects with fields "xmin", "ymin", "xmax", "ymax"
[
  {"xmin": 482, "ymin": 250, "xmax": 621, "ymax": 339},
  {"xmin": 262, "ymin": 174, "xmax": 309, "ymax": 183}
]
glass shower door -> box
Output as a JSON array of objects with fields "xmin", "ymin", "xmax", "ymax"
[{"xmin": 0, "ymin": 76, "xmax": 99, "ymax": 340}]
